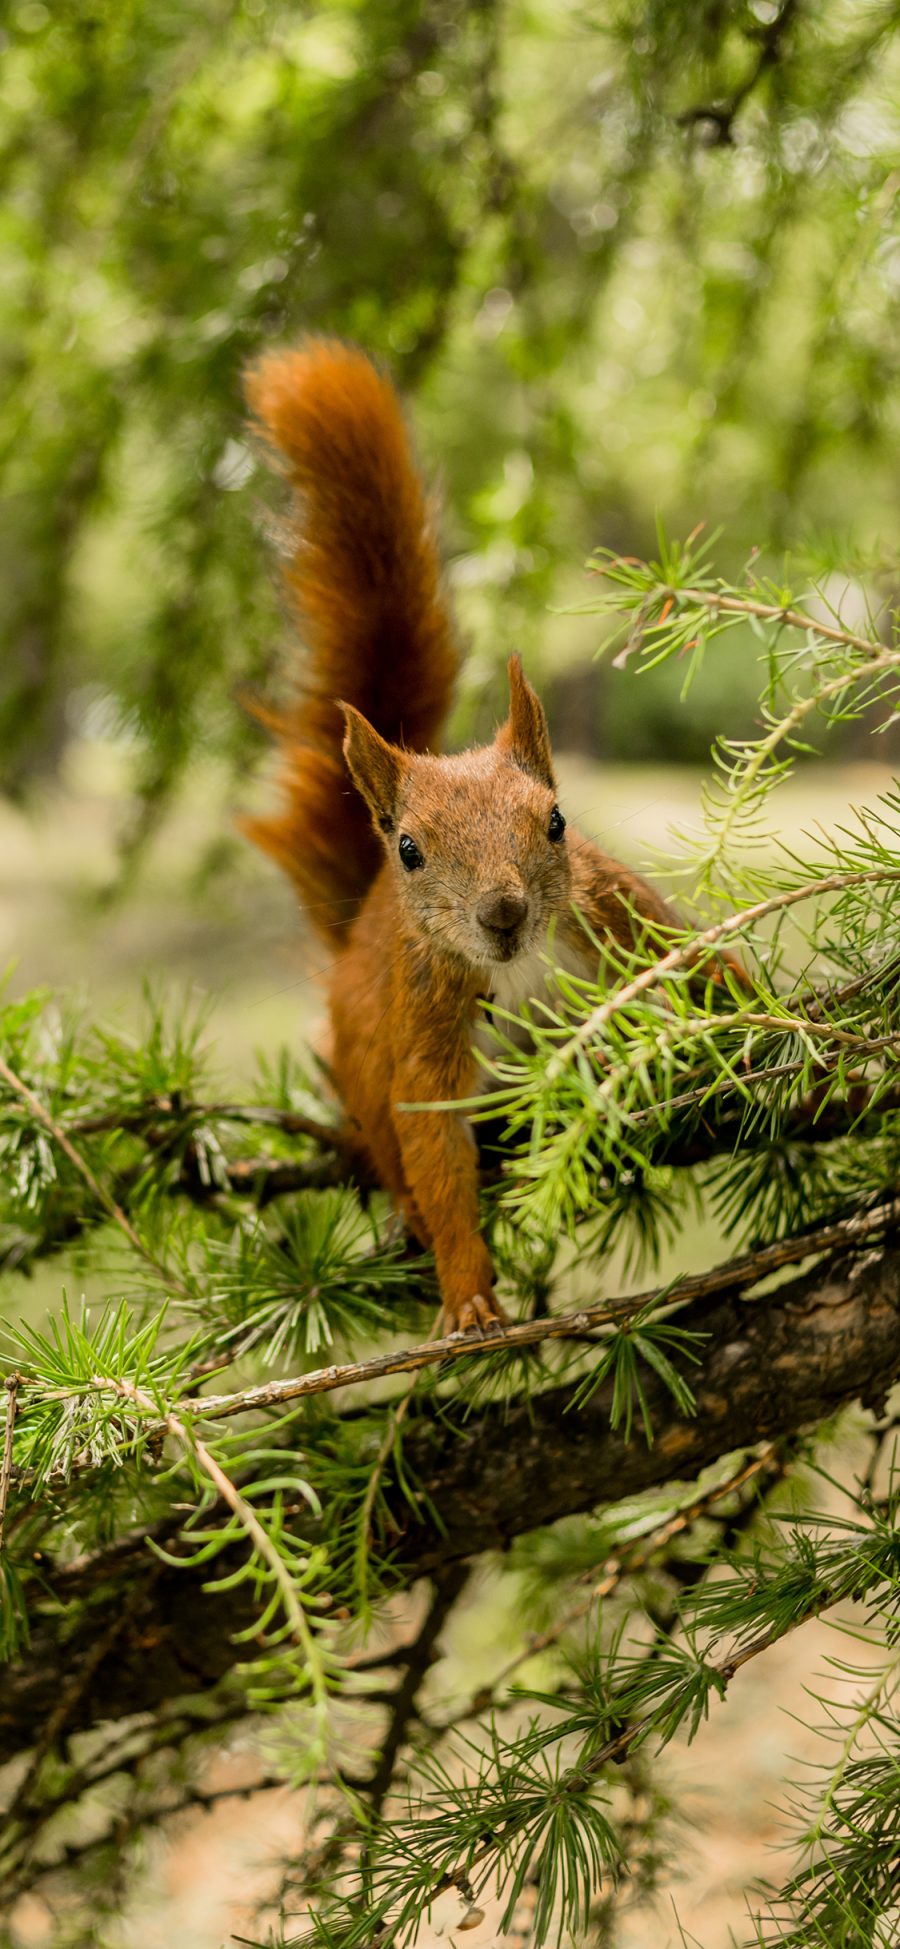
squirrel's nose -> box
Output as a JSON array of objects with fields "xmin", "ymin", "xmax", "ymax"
[{"xmin": 477, "ymin": 889, "xmax": 529, "ymax": 934}]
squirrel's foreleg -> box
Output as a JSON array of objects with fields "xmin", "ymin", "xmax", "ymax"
[{"xmin": 391, "ymin": 1067, "xmax": 505, "ymax": 1335}]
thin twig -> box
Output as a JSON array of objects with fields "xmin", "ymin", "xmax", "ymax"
[
  {"xmin": 635, "ymin": 1068, "xmax": 896, "ymax": 1153},
  {"xmin": 591, "ymin": 578, "xmax": 890, "ymax": 661},
  {"xmin": 363, "ymin": 1566, "xmax": 470, "ymax": 1855},
  {"xmin": 1, "ymin": 1761, "xmax": 339, "ymax": 1907},
  {"xmin": 6, "ymin": 1699, "xmax": 255, "ymax": 1858},
  {"xmin": 658, "ymin": 1007, "xmax": 898, "ymax": 1051},
  {"xmin": 677, "ymin": 0, "xmax": 799, "ymax": 144},
  {"xmin": 0, "ymin": 1146, "xmax": 347, "ymax": 1281},
  {"xmin": 429, "ymin": 1489, "xmax": 867, "ymax": 1914},
  {"xmin": 573, "ymin": 1025, "xmax": 900, "ymax": 1153},
  {"xmin": 220, "ymin": 1152, "xmax": 347, "ymax": 1203},
  {"xmin": 0, "ymin": 1052, "xmax": 188, "ymax": 1297},
  {"xmin": 13, "ymin": 1197, "xmax": 898, "ymax": 1506},
  {"xmin": 70, "ymin": 1096, "xmax": 343, "ymax": 1147},
  {"xmin": 543, "ymin": 868, "xmax": 900, "ymax": 1083},
  {"xmin": 0, "ymin": 1573, "xmax": 155, "ymax": 1871},
  {"xmin": 539, "ymin": 1005, "xmax": 900, "ymax": 1141},
  {"xmin": 666, "ymin": 585, "xmax": 890, "ymax": 659},
  {"xmin": 178, "ymin": 1194, "xmax": 900, "ymax": 1424},
  {"xmin": 0, "ymin": 1375, "xmax": 20, "ymax": 1557},
  {"xmin": 102, "ymin": 1378, "xmax": 322, "ymax": 1678},
  {"xmin": 707, "ymin": 653, "xmax": 900, "ymax": 868}
]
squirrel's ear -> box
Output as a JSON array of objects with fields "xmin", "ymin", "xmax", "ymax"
[
  {"xmin": 340, "ymin": 704, "xmax": 407, "ymax": 833},
  {"xmin": 496, "ymin": 655, "xmax": 555, "ymax": 789}
]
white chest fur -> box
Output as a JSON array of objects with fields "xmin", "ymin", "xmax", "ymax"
[{"xmin": 470, "ymin": 928, "xmax": 596, "ymax": 1080}]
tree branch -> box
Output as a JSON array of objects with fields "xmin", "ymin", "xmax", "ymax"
[
  {"xmin": 68, "ymin": 1097, "xmax": 343, "ymax": 1146},
  {"xmin": 116, "ymin": 1196, "xmax": 900, "ymax": 1426},
  {"xmin": 364, "ymin": 1564, "xmax": 470, "ymax": 1827},
  {"xmin": 2, "ymin": 1227, "xmax": 899, "ymax": 1766},
  {"xmin": 677, "ymin": 1, "xmax": 804, "ymax": 150},
  {"xmin": 652, "ymin": 1078, "xmax": 900, "ymax": 1166},
  {"xmin": 1, "ymin": 1141, "xmax": 350, "ymax": 1279},
  {"xmin": 0, "ymin": 1376, "xmax": 19, "ymax": 1558}
]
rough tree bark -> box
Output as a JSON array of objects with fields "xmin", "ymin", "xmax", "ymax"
[{"xmin": 1, "ymin": 1234, "xmax": 897, "ymax": 1768}]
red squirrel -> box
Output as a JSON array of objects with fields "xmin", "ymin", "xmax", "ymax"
[{"xmin": 243, "ymin": 339, "xmax": 681, "ymax": 1335}]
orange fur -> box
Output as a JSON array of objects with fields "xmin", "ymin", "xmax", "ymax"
[
  {"xmin": 243, "ymin": 338, "xmax": 458, "ymax": 941},
  {"xmin": 245, "ymin": 341, "xmax": 687, "ymax": 1333}
]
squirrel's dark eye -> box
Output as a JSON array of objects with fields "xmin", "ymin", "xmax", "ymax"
[
  {"xmin": 398, "ymin": 834, "xmax": 424, "ymax": 871},
  {"xmin": 547, "ymin": 806, "xmax": 566, "ymax": 842}
]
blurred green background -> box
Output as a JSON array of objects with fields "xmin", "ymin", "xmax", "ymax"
[
  {"xmin": 3, "ymin": 0, "xmax": 899, "ymax": 844},
  {"xmin": 2, "ymin": 0, "xmax": 899, "ymax": 1039}
]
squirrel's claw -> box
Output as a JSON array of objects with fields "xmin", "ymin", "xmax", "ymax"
[{"xmin": 447, "ymin": 1291, "xmax": 509, "ymax": 1337}]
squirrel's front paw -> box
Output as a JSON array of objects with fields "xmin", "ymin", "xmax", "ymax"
[
  {"xmin": 442, "ymin": 1285, "xmax": 509, "ymax": 1337},
  {"xmin": 436, "ymin": 1240, "xmax": 508, "ymax": 1336}
]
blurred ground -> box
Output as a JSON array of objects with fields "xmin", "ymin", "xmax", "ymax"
[{"xmin": 2, "ymin": 746, "xmax": 896, "ymax": 1949}]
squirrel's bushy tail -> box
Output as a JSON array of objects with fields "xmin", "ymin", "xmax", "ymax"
[{"xmin": 242, "ymin": 338, "xmax": 458, "ymax": 943}]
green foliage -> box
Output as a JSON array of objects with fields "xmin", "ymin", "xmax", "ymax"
[
  {"xmin": 8, "ymin": 1297, "xmax": 186, "ymax": 1477},
  {"xmin": 568, "ymin": 1298, "xmax": 703, "ymax": 1438},
  {"xmin": 300, "ymin": 1732, "xmax": 626, "ymax": 1949},
  {"xmin": 213, "ymin": 1192, "xmax": 426, "ymax": 1361},
  {"xmin": 4, "ymin": 0, "xmax": 900, "ymax": 865},
  {"xmin": 462, "ymin": 542, "xmax": 900, "ymax": 1283}
]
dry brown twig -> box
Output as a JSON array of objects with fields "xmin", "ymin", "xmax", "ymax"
[
  {"xmin": 638, "ymin": 583, "xmax": 887, "ymax": 658},
  {"xmin": 172, "ymin": 1193, "xmax": 900, "ymax": 1426},
  {"xmin": 0, "ymin": 1375, "xmax": 20, "ymax": 1557}
]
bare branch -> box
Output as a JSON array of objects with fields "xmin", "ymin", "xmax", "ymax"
[
  {"xmin": 678, "ymin": 0, "xmax": 800, "ymax": 146},
  {"xmin": 179, "ymin": 1195, "xmax": 900, "ymax": 1424},
  {"xmin": 0, "ymin": 1375, "xmax": 20, "ymax": 1558},
  {"xmin": 365, "ymin": 1564, "xmax": 470, "ymax": 1827},
  {"xmin": 70, "ymin": 1096, "xmax": 343, "ymax": 1146}
]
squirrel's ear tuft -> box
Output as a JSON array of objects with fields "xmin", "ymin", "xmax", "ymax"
[
  {"xmin": 340, "ymin": 704, "xmax": 407, "ymax": 833},
  {"xmin": 496, "ymin": 655, "xmax": 555, "ymax": 789}
]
